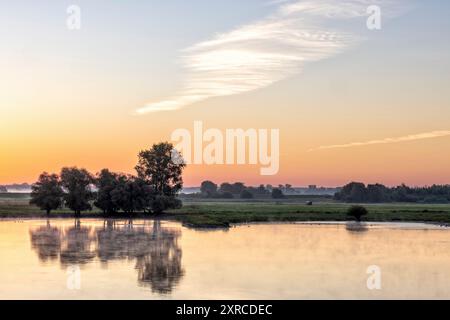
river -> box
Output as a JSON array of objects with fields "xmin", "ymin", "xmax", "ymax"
[{"xmin": 1, "ymin": 219, "xmax": 449, "ymax": 299}]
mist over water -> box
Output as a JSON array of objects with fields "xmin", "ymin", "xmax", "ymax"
[{"xmin": 1, "ymin": 219, "xmax": 450, "ymax": 299}]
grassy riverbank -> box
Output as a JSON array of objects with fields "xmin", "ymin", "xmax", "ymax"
[
  {"xmin": 170, "ymin": 201, "xmax": 450, "ymax": 227},
  {"xmin": 2, "ymin": 193, "xmax": 450, "ymax": 227}
]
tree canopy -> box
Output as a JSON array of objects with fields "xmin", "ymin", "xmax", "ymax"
[
  {"xmin": 136, "ymin": 142, "xmax": 185, "ymax": 196},
  {"xmin": 60, "ymin": 167, "xmax": 95, "ymax": 215},
  {"xmin": 200, "ymin": 181, "xmax": 218, "ymax": 197},
  {"xmin": 347, "ymin": 205, "xmax": 368, "ymax": 222},
  {"xmin": 30, "ymin": 142, "xmax": 186, "ymax": 216},
  {"xmin": 335, "ymin": 182, "xmax": 450, "ymax": 203},
  {"xmin": 30, "ymin": 172, "xmax": 64, "ymax": 214}
]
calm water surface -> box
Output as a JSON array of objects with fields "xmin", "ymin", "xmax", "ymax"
[{"xmin": 1, "ymin": 219, "xmax": 450, "ymax": 299}]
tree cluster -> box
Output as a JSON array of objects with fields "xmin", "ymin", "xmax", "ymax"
[
  {"xmin": 335, "ymin": 182, "xmax": 450, "ymax": 203},
  {"xmin": 199, "ymin": 181, "xmax": 285, "ymax": 199},
  {"xmin": 30, "ymin": 143, "xmax": 185, "ymax": 215}
]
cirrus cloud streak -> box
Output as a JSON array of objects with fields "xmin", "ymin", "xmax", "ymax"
[
  {"xmin": 137, "ymin": 0, "xmax": 405, "ymax": 114},
  {"xmin": 308, "ymin": 130, "xmax": 450, "ymax": 152}
]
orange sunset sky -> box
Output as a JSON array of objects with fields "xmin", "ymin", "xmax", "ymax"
[{"xmin": 1, "ymin": 1, "xmax": 450, "ymax": 187}]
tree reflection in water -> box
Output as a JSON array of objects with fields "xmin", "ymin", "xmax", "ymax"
[
  {"xmin": 60, "ymin": 219, "xmax": 96, "ymax": 265},
  {"xmin": 29, "ymin": 220, "xmax": 184, "ymax": 294},
  {"xmin": 29, "ymin": 220, "xmax": 61, "ymax": 262},
  {"xmin": 135, "ymin": 221, "xmax": 184, "ymax": 294},
  {"xmin": 345, "ymin": 221, "xmax": 369, "ymax": 233}
]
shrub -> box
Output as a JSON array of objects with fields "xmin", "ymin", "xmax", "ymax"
[{"xmin": 347, "ymin": 205, "xmax": 368, "ymax": 222}]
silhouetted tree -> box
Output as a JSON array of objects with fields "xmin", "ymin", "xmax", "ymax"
[
  {"xmin": 111, "ymin": 175, "xmax": 152, "ymax": 214},
  {"xmin": 30, "ymin": 172, "xmax": 64, "ymax": 215},
  {"xmin": 95, "ymin": 169, "xmax": 120, "ymax": 214},
  {"xmin": 347, "ymin": 205, "xmax": 368, "ymax": 222},
  {"xmin": 349, "ymin": 182, "xmax": 367, "ymax": 202},
  {"xmin": 131, "ymin": 177, "xmax": 154, "ymax": 213},
  {"xmin": 60, "ymin": 167, "xmax": 94, "ymax": 216},
  {"xmin": 232, "ymin": 182, "xmax": 246, "ymax": 194},
  {"xmin": 367, "ymin": 184, "xmax": 389, "ymax": 203},
  {"xmin": 219, "ymin": 183, "xmax": 233, "ymax": 194},
  {"xmin": 135, "ymin": 142, "xmax": 185, "ymax": 213},
  {"xmin": 244, "ymin": 185, "xmax": 268, "ymax": 197},
  {"xmin": 200, "ymin": 181, "xmax": 218, "ymax": 197},
  {"xmin": 392, "ymin": 184, "xmax": 415, "ymax": 202},
  {"xmin": 335, "ymin": 182, "xmax": 450, "ymax": 203},
  {"xmin": 136, "ymin": 142, "xmax": 185, "ymax": 196},
  {"xmin": 335, "ymin": 182, "xmax": 367, "ymax": 202},
  {"xmin": 219, "ymin": 182, "xmax": 246, "ymax": 195}
]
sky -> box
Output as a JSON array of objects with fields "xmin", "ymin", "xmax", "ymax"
[{"xmin": 1, "ymin": 0, "xmax": 450, "ymax": 187}]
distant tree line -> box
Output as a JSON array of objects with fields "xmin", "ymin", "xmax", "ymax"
[
  {"xmin": 335, "ymin": 182, "xmax": 450, "ymax": 203},
  {"xmin": 199, "ymin": 181, "xmax": 286, "ymax": 199},
  {"xmin": 0, "ymin": 183, "xmax": 31, "ymax": 193},
  {"xmin": 30, "ymin": 143, "xmax": 185, "ymax": 215}
]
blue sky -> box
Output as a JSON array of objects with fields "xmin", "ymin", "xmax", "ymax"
[{"xmin": 2, "ymin": 1, "xmax": 449, "ymax": 108}]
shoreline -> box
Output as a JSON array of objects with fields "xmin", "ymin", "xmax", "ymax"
[
  {"xmin": 2, "ymin": 200, "xmax": 450, "ymax": 229},
  {"xmin": 2, "ymin": 214, "xmax": 450, "ymax": 230}
]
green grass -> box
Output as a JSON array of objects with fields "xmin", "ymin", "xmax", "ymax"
[
  {"xmin": 2, "ymin": 193, "xmax": 450, "ymax": 228},
  {"xmin": 168, "ymin": 202, "xmax": 450, "ymax": 227},
  {"xmin": 0, "ymin": 193, "xmax": 102, "ymax": 217}
]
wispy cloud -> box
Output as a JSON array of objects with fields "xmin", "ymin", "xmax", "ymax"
[
  {"xmin": 308, "ymin": 131, "xmax": 450, "ymax": 152},
  {"xmin": 137, "ymin": 0, "xmax": 405, "ymax": 114}
]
